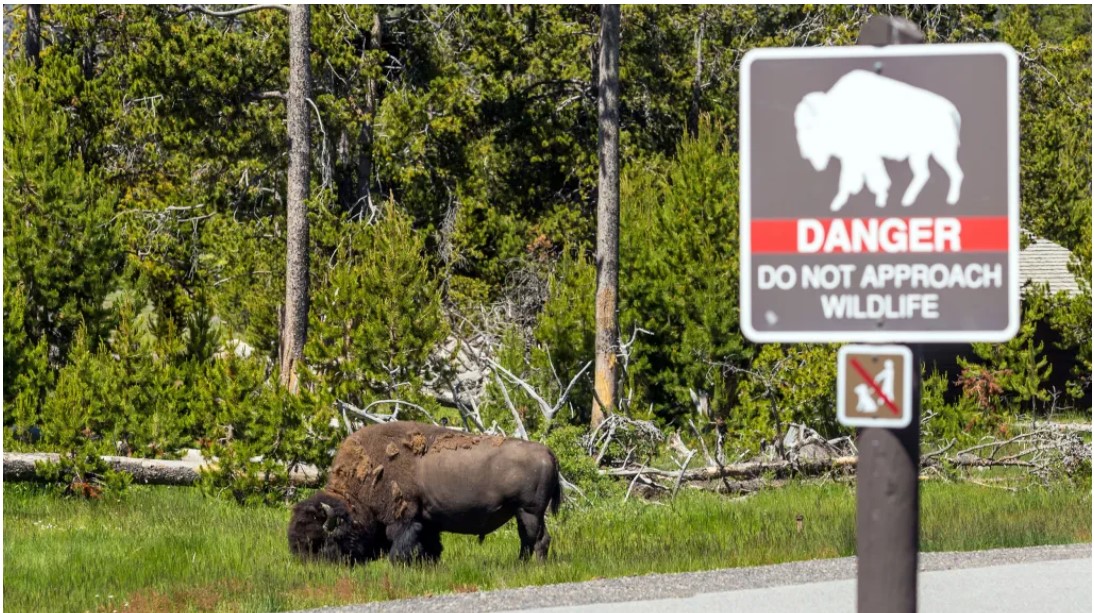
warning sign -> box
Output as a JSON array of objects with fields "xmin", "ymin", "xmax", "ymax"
[
  {"xmin": 837, "ymin": 344, "xmax": 913, "ymax": 428},
  {"xmin": 739, "ymin": 44, "xmax": 1020, "ymax": 344}
]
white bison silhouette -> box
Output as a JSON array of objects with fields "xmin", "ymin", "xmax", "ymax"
[{"xmin": 794, "ymin": 70, "xmax": 963, "ymax": 212}]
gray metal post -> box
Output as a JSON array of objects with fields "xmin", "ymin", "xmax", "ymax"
[{"xmin": 854, "ymin": 16, "xmax": 926, "ymax": 613}]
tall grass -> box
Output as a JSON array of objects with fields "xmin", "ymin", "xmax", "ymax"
[{"xmin": 3, "ymin": 480, "xmax": 1089, "ymax": 613}]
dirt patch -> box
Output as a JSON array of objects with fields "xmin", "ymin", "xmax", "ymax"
[
  {"xmin": 403, "ymin": 432, "xmax": 427, "ymax": 456},
  {"xmin": 121, "ymin": 580, "xmax": 244, "ymax": 613},
  {"xmin": 352, "ymin": 454, "xmax": 374, "ymax": 481},
  {"xmin": 390, "ymin": 481, "xmax": 408, "ymax": 519},
  {"xmin": 370, "ymin": 464, "xmax": 384, "ymax": 485},
  {"xmin": 429, "ymin": 433, "xmax": 494, "ymax": 453},
  {"xmin": 174, "ymin": 585, "xmax": 222, "ymax": 612},
  {"xmin": 330, "ymin": 440, "xmax": 373, "ymax": 493},
  {"xmin": 385, "ymin": 442, "xmax": 400, "ymax": 458},
  {"xmin": 120, "ymin": 589, "xmax": 175, "ymax": 613},
  {"xmin": 451, "ymin": 583, "xmax": 480, "ymax": 593},
  {"xmin": 288, "ymin": 576, "xmax": 362, "ymax": 607},
  {"xmin": 380, "ymin": 574, "xmax": 412, "ymax": 600}
]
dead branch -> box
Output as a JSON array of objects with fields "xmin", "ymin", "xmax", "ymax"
[
  {"xmin": 493, "ymin": 372, "xmax": 528, "ymax": 440},
  {"xmin": 486, "ymin": 357, "xmax": 591, "ymax": 426},
  {"xmin": 334, "ymin": 399, "xmax": 439, "ymax": 428},
  {"xmin": 183, "ymin": 4, "xmax": 290, "ymax": 18},
  {"xmin": 669, "ymin": 450, "xmax": 697, "ymax": 502},
  {"xmin": 922, "ymin": 438, "xmax": 956, "ymax": 462},
  {"xmin": 623, "ymin": 463, "xmax": 648, "ymax": 503},
  {"xmin": 587, "ymin": 414, "xmax": 664, "ymax": 466}
]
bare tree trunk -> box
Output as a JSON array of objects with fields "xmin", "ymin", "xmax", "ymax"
[
  {"xmin": 687, "ymin": 14, "xmax": 705, "ymax": 138},
  {"xmin": 592, "ymin": 4, "xmax": 620, "ymax": 430},
  {"xmin": 356, "ymin": 9, "xmax": 383, "ymax": 218},
  {"xmin": 280, "ymin": 5, "xmax": 312, "ymax": 393},
  {"xmin": 25, "ymin": 5, "xmax": 41, "ymax": 69}
]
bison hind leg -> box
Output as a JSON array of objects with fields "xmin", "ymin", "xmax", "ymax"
[
  {"xmin": 932, "ymin": 147, "xmax": 963, "ymax": 205},
  {"xmin": 516, "ymin": 510, "xmax": 550, "ymax": 562}
]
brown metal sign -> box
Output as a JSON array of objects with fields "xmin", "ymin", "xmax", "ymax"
[
  {"xmin": 837, "ymin": 344, "xmax": 913, "ymax": 428},
  {"xmin": 740, "ymin": 44, "xmax": 1019, "ymax": 343}
]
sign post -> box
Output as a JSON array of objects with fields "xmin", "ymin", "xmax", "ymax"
[
  {"xmin": 739, "ymin": 14, "xmax": 1019, "ymax": 613},
  {"xmin": 855, "ymin": 21, "xmax": 923, "ymax": 613}
]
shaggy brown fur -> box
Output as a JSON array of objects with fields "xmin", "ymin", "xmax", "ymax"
[
  {"xmin": 289, "ymin": 422, "xmax": 562, "ymax": 565},
  {"xmin": 286, "ymin": 490, "xmax": 389, "ymax": 564}
]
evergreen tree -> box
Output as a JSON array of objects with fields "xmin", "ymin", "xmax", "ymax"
[{"xmin": 3, "ymin": 61, "xmax": 123, "ymax": 374}]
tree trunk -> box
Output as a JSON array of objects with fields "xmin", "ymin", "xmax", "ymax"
[
  {"xmin": 687, "ymin": 15, "xmax": 705, "ymax": 138},
  {"xmin": 24, "ymin": 5, "xmax": 41, "ymax": 69},
  {"xmin": 356, "ymin": 9, "xmax": 383, "ymax": 219},
  {"xmin": 280, "ymin": 5, "xmax": 312, "ymax": 393},
  {"xmin": 592, "ymin": 5, "xmax": 621, "ymax": 430}
]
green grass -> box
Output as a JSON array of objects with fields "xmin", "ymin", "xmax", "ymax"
[{"xmin": 3, "ymin": 480, "xmax": 1090, "ymax": 613}]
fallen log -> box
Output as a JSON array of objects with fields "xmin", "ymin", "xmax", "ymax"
[
  {"xmin": 600, "ymin": 456, "xmax": 858, "ymax": 482},
  {"xmin": 2, "ymin": 452, "xmax": 321, "ymax": 486},
  {"xmin": 599, "ymin": 449, "xmax": 1086, "ymax": 485}
]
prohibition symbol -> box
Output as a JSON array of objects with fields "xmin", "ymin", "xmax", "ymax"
[{"xmin": 838, "ymin": 345, "xmax": 913, "ymax": 428}]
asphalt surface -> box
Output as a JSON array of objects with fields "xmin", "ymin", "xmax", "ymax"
[{"xmin": 292, "ymin": 543, "xmax": 1091, "ymax": 613}]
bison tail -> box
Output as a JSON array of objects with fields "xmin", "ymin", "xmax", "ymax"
[
  {"xmin": 951, "ymin": 107, "xmax": 962, "ymax": 145},
  {"xmin": 549, "ymin": 453, "xmax": 563, "ymax": 516}
]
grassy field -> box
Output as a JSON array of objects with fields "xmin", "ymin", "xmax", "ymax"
[{"xmin": 3, "ymin": 479, "xmax": 1090, "ymax": 613}]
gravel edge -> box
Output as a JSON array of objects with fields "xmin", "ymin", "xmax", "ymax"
[{"xmin": 293, "ymin": 543, "xmax": 1092, "ymax": 613}]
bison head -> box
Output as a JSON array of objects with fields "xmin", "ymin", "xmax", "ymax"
[
  {"xmin": 794, "ymin": 92, "xmax": 833, "ymax": 172},
  {"xmin": 288, "ymin": 491, "xmax": 377, "ymax": 564}
]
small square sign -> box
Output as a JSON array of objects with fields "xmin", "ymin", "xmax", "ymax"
[{"xmin": 837, "ymin": 344, "xmax": 913, "ymax": 428}]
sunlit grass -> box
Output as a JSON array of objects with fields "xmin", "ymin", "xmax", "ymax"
[{"xmin": 3, "ymin": 479, "xmax": 1089, "ymax": 613}]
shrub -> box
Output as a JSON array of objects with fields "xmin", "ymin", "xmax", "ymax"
[
  {"xmin": 197, "ymin": 378, "xmax": 339, "ymax": 506},
  {"xmin": 307, "ymin": 201, "xmax": 448, "ymax": 407},
  {"xmin": 619, "ymin": 123, "xmax": 751, "ymax": 423},
  {"xmin": 922, "ymin": 366, "xmax": 988, "ymax": 444},
  {"xmin": 731, "ymin": 343, "xmax": 842, "ymax": 454},
  {"xmin": 544, "ymin": 424, "xmax": 621, "ymax": 500}
]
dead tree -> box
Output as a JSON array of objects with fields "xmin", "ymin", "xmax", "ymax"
[
  {"xmin": 355, "ymin": 8, "xmax": 383, "ymax": 220},
  {"xmin": 280, "ymin": 4, "xmax": 312, "ymax": 393},
  {"xmin": 592, "ymin": 4, "xmax": 621, "ymax": 430},
  {"xmin": 25, "ymin": 5, "xmax": 42, "ymax": 69},
  {"xmin": 182, "ymin": 4, "xmax": 313, "ymax": 394}
]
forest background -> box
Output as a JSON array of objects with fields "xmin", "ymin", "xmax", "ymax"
[{"xmin": 3, "ymin": 5, "xmax": 1090, "ymax": 501}]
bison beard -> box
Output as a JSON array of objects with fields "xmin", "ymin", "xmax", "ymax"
[{"xmin": 288, "ymin": 422, "xmax": 562, "ymax": 565}]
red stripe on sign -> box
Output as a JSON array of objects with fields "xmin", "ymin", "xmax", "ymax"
[
  {"xmin": 849, "ymin": 358, "xmax": 900, "ymax": 417},
  {"xmin": 751, "ymin": 216, "xmax": 1009, "ymax": 254}
]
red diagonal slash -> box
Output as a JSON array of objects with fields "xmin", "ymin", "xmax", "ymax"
[{"xmin": 849, "ymin": 358, "xmax": 900, "ymax": 416}]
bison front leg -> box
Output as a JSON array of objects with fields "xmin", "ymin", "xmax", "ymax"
[
  {"xmin": 831, "ymin": 164, "xmax": 865, "ymax": 212},
  {"xmin": 863, "ymin": 159, "xmax": 891, "ymax": 208},
  {"xmin": 388, "ymin": 522, "xmax": 426, "ymax": 565},
  {"xmin": 516, "ymin": 510, "xmax": 551, "ymax": 561},
  {"xmin": 419, "ymin": 526, "xmax": 443, "ymax": 563},
  {"xmin": 901, "ymin": 153, "xmax": 931, "ymax": 206}
]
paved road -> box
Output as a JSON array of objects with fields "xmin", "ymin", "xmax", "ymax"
[{"xmin": 295, "ymin": 544, "xmax": 1090, "ymax": 613}]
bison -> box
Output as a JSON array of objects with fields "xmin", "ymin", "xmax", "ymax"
[
  {"xmin": 288, "ymin": 421, "xmax": 562, "ymax": 565},
  {"xmin": 794, "ymin": 69, "xmax": 964, "ymax": 212}
]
